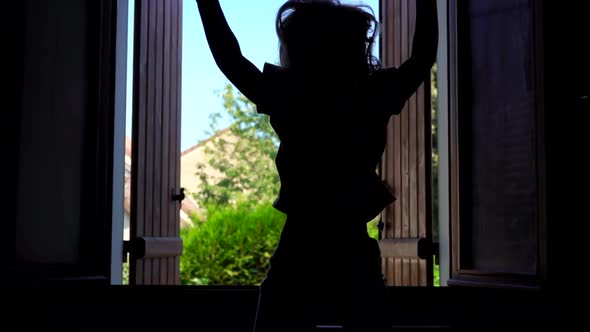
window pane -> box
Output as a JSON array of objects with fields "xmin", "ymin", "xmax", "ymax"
[{"xmin": 465, "ymin": 0, "xmax": 538, "ymax": 274}]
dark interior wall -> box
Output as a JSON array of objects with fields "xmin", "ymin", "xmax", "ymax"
[
  {"xmin": 542, "ymin": 1, "xmax": 588, "ymax": 290},
  {"xmin": 15, "ymin": 0, "xmax": 89, "ymax": 265},
  {"xmin": 5, "ymin": 2, "xmax": 26, "ymax": 270}
]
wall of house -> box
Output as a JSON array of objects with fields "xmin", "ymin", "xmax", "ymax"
[
  {"xmin": 179, "ymin": 129, "xmax": 236, "ymax": 207},
  {"xmin": 15, "ymin": 0, "xmax": 89, "ymax": 264}
]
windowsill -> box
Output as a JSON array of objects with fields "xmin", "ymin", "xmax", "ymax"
[{"xmin": 6, "ymin": 285, "xmax": 553, "ymax": 330}]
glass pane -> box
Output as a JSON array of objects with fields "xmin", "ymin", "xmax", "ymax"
[
  {"xmin": 466, "ymin": 0, "xmax": 538, "ymax": 274},
  {"xmin": 16, "ymin": 0, "xmax": 90, "ymax": 265}
]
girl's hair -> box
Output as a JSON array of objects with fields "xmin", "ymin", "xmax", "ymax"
[{"xmin": 276, "ymin": 0, "xmax": 381, "ymax": 75}]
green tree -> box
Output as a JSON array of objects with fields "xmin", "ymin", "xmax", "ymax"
[{"xmin": 195, "ymin": 83, "xmax": 280, "ymax": 207}]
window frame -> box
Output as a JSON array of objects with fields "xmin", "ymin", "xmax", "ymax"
[{"xmin": 446, "ymin": 0, "xmax": 547, "ymax": 289}]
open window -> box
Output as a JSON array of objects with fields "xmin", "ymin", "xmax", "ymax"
[
  {"xmin": 125, "ymin": 0, "xmax": 441, "ymax": 287},
  {"xmin": 445, "ymin": 0, "xmax": 546, "ymax": 288},
  {"xmin": 125, "ymin": 0, "xmax": 548, "ymax": 291}
]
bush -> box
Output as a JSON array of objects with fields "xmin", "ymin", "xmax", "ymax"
[
  {"xmin": 180, "ymin": 203, "xmax": 286, "ymax": 285},
  {"xmin": 434, "ymin": 263, "xmax": 440, "ymax": 287},
  {"xmin": 122, "ymin": 258, "xmax": 129, "ymax": 285},
  {"xmin": 367, "ymin": 218, "xmax": 379, "ymax": 240},
  {"xmin": 180, "ymin": 204, "xmax": 403, "ymax": 286}
]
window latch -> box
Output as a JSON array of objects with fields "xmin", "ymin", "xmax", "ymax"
[{"xmin": 172, "ymin": 188, "xmax": 186, "ymax": 203}]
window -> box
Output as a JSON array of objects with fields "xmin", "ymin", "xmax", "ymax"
[
  {"xmin": 124, "ymin": 0, "xmax": 547, "ymax": 291},
  {"xmin": 126, "ymin": 0, "xmax": 389, "ymax": 286},
  {"xmin": 446, "ymin": 0, "xmax": 546, "ymax": 288}
]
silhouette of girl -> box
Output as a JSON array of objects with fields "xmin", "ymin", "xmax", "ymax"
[{"xmin": 195, "ymin": 1, "xmax": 438, "ymax": 330}]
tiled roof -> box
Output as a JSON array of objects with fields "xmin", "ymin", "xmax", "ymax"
[{"xmin": 181, "ymin": 127, "xmax": 231, "ymax": 156}]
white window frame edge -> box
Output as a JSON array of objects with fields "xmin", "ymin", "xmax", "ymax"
[{"xmin": 111, "ymin": 0, "xmax": 129, "ymax": 285}]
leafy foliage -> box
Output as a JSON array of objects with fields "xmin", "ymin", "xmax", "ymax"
[
  {"xmin": 180, "ymin": 203, "xmax": 286, "ymax": 285},
  {"xmin": 431, "ymin": 64, "xmax": 439, "ymax": 241},
  {"xmin": 194, "ymin": 83, "xmax": 280, "ymax": 207},
  {"xmin": 182, "ymin": 83, "xmax": 285, "ymax": 286}
]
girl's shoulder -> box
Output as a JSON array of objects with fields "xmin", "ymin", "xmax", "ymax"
[
  {"xmin": 369, "ymin": 66, "xmax": 400, "ymax": 85},
  {"xmin": 263, "ymin": 63, "xmax": 290, "ymax": 78}
]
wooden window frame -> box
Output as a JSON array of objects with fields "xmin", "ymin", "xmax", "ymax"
[
  {"xmin": 446, "ymin": 0, "xmax": 547, "ymax": 289},
  {"xmin": 8, "ymin": 0, "xmax": 118, "ymax": 285},
  {"xmin": 127, "ymin": 0, "xmax": 548, "ymax": 291}
]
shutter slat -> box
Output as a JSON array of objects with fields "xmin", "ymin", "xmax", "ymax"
[
  {"xmin": 159, "ymin": 0, "xmax": 171, "ymax": 287},
  {"xmin": 130, "ymin": 0, "xmax": 183, "ymax": 285},
  {"xmin": 151, "ymin": 0, "xmax": 164, "ymax": 286}
]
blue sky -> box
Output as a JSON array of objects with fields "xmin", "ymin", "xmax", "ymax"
[{"xmin": 126, "ymin": 0, "xmax": 380, "ymax": 151}]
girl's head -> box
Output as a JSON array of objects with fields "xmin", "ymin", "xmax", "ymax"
[{"xmin": 276, "ymin": 0, "xmax": 380, "ymax": 76}]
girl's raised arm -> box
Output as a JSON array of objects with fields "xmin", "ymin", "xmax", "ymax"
[
  {"xmin": 195, "ymin": 0, "xmax": 263, "ymax": 104},
  {"xmin": 396, "ymin": 0, "xmax": 439, "ymax": 101}
]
